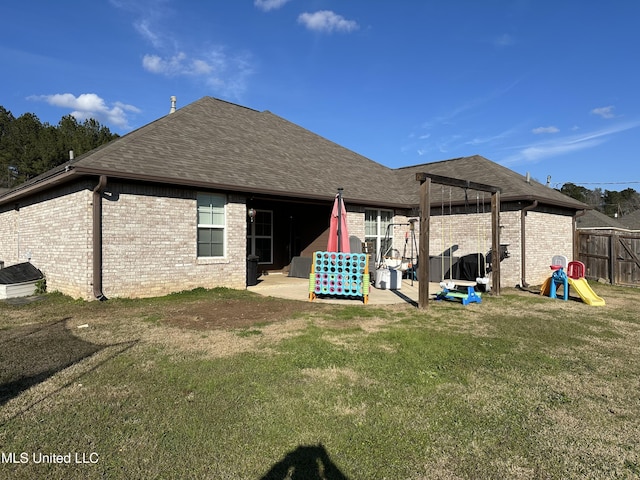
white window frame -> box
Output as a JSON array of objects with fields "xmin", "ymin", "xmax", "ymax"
[
  {"xmin": 197, "ymin": 192, "xmax": 226, "ymax": 258},
  {"xmin": 365, "ymin": 208, "xmax": 394, "ymax": 261},
  {"xmin": 247, "ymin": 209, "xmax": 273, "ymax": 264}
]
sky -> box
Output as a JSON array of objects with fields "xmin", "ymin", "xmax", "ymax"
[{"xmin": 2, "ymin": 0, "xmax": 640, "ymax": 191}]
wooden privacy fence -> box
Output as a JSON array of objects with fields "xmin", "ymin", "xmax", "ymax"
[{"xmin": 577, "ymin": 230, "xmax": 640, "ymax": 286}]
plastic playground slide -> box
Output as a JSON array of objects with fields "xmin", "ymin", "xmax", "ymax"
[
  {"xmin": 567, "ymin": 277, "xmax": 606, "ymax": 306},
  {"xmin": 540, "ymin": 277, "xmax": 552, "ymax": 297},
  {"xmin": 540, "ymin": 276, "xmax": 605, "ymax": 306}
]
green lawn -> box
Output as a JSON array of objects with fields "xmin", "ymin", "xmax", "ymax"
[{"xmin": 1, "ymin": 284, "xmax": 639, "ymax": 479}]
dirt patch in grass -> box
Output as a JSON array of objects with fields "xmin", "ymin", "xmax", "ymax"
[
  {"xmin": 161, "ymin": 298, "xmax": 323, "ymax": 330},
  {"xmin": 137, "ymin": 298, "xmax": 328, "ymax": 358}
]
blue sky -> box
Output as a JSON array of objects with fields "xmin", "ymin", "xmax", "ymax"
[{"xmin": 2, "ymin": 1, "xmax": 640, "ymax": 191}]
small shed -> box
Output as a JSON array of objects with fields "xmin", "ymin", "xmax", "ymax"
[{"xmin": 0, "ymin": 262, "xmax": 44, "ymax": 299}]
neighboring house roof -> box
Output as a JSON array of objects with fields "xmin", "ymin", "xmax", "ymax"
[
  {"xmin": 0, "ymin": 262, "xmax": 43, "ymax": 285},
  {"xmin": 576, "ymin": 209, "xmax": 629, "ymax": 230},
  {"xmin": 618, "ymin": 209, "xmax": 640, "ymax": 230},
  {"xmin": 0, "ymin": 96, "xmax": 588, "ymax": 212}
]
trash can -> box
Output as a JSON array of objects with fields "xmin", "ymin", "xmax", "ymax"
[{"xmin": 246, "ymin": 255, "xmax": 259, "ymax": 286}]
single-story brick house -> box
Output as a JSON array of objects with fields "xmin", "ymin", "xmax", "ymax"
[{"xmin": 0, "ymin": 97, "xmax": 588, "ymax": 300}]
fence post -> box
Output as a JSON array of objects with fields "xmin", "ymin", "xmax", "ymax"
[{"xmin": 610, "ymin": 233, "xmax": 617, "ymax": 284}]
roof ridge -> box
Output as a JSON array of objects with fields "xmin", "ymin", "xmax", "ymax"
[{"xmin": 395, "ymin": 154, "xmax": 487, "ymax": 171}]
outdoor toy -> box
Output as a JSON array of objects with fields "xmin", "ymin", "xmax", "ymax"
[
  {"xmin": 309, "ymin": 251, "xmax": 370, "ymax": 304},
  {"xmin": 540, "ymin": 259, "xmax": 605, "ymax": 306},
  {"xmin": 435, "ymin": 279, "xmax": 482, "ymax": 305}
]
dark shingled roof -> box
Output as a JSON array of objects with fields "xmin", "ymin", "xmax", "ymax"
[
  {"xmin": 394, "ymin": 156, "xmax": 588, "ymax": 209},
  {"xmin": 576, "ymin": 209, "xmax": 629, "ymax": 229},
  {"xmin": 618, "ymin": 209, "xmax": 640, "ymax": 230},
  {"xmin": 0, "ymin": 262, "xmax": 43, "ymax": 285},
  {"xmin": 68, "ymin": 97, "xmax": 402, "ymax": 206},
  {"xmin": 0, "ymin": 97, "xmax": 589, "ymax": 211}
]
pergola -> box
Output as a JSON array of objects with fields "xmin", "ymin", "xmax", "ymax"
[{"xmin": 416, "ymin": 173, "xmax": 502, "ymax": 309}]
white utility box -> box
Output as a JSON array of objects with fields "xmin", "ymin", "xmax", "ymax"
[{"xmin": 374, "ymin": 268, "xmax": 402, "ymax": 290}]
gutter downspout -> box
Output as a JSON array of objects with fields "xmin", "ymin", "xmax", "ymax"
[
  {"xmin": 520, "ymin": 200, "xmax": 538, "ymax": 288},
  {"xmin": 93, "ymin": 175, "xmax": 108, "ymax": 301}
]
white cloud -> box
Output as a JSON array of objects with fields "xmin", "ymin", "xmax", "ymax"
[
  {"xmin": 111, "ymin": 0, "xmax": 256, "ymax": 99},
  {"xmin": 142, "ymin": 52, "xmax": 213, "ymax": 76},
  {"xmin": 494, "ymin": 33, "xmax": 515, "ymax": 47},
  {"xmin": 502, "ymin": 121, "xmax": 640, "ymax": 165},
  {"xmin": 28, "ymin": 93, "xmax": 140, "ymax": 130},
  {"xmin": 110, "ymin": 0, "xmax": 171, "ymax": 48},
  {"xmin": 591, "ymin": 105, "xmax": 615, "ymax": 119},
  {"xmin": 297, "ymin": 10, "xmax": 359, "ymax": 33},
  {"xmin": 143, "ymin": 49, "xmax": 254, "ymax": 99},
  {"xmin": 135, "ymin": 19, "xmax": 164, "ymax": 49},
  {"xmin": 465, "ymin": 127, "xmax": 518, "ymax": 146},
  {"xmin": 532, "ymin": 126, "xmax": 559, "ymax": 134},
  {"xmin": 254, "ymin": 0, "xmax": 291, "ymax": 11},
  {"xmin": 421, "ymin": 79, "xmax": 523, "ymax": 130}
]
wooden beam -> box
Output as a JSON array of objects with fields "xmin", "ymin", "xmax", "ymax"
[
  {"xmin": 418, "ymin": 177, "xmax": 431, "ymax": 309},
  {"xmin": 415, "ymin": 173, "xmax": 501, "ymax": 194},
  {"xmin": 491, "ymin": 190, "xmax": 501, "ymax": 296}
]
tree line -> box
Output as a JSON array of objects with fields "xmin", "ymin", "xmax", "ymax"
[
  {"xmin": 559, "ymin": 183, "xmax": 640, "ymax": 218},
  {"xmin": 0, "ymin": 106, "xmax": 119, "ymax": 188}
]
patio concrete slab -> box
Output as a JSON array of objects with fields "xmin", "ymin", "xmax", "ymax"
[{"xmin": 247, "ymin": 273, "xmax": 442, "ymax": 306}]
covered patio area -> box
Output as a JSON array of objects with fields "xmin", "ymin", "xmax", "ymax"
[{"xmin": 247, "ymin": 273, "xmax": 442, "ymax": 306}]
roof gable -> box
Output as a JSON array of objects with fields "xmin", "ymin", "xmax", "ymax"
[
  {"xmin": 576, "ymin": 209, "xmax": 628, "ymax": 229},
  {"xmin": 69, "ymin": 97, "xmax": 403, "ymax": 205},
  {"xmin": 394, "ymin": 155, "xmax": 588, "ymax": 210}
]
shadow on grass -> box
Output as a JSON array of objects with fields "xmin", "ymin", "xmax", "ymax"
[
  {"xmin": 260, "ymin": 443, "xmax": 350, "ymax": 480},
  {"xmin": 390, "ymin": 288, "xmax": 419, "ymax": 307},
  {"xmin": 518, "ymin": 284, "xmax": 589, "ymax": 304},
  {"xmin": 0, "ymin": 318, "xmax": 137, "ymax": 421}
]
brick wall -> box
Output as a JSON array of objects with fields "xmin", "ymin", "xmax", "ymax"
[
  {"xmin": 346, "ymin": 207, "xmax": 365, "ymax": 244},
  {"xmin": 100, "ymin": 182, "xmax": 246, "ymax": 298},
  {"xmin": 0, "ymin": 181, "xmax": 93, "ymax": 299},
  {"xmin": 522, "ymin": 211, "xmax": 573, "ymax": 286},
  {"xmin": 394, "ymin": 209, "xmax": 573, "ymax": 288},
  {"xmin": 0, "ymin": 209, "xmax": 17, "ymax": 266},
  {"xmin": 498, "ymin": 211, "xmax": 522, "ymax": 287},
  {"xmin": 0, "ymin": 180, "xmax": 249, "ymax": 300}
]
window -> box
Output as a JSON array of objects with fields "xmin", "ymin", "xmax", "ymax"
[
  {"xmin": 247, "ymin": 210, "xmax": 273, "ymax": 264},
  {"xmin": 365, "ymin": 208, "xmax": 393, "ymax": 260},
  {"xmin": 197, "ymin": 193, "xmax": 226, "ymax": 257}
]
